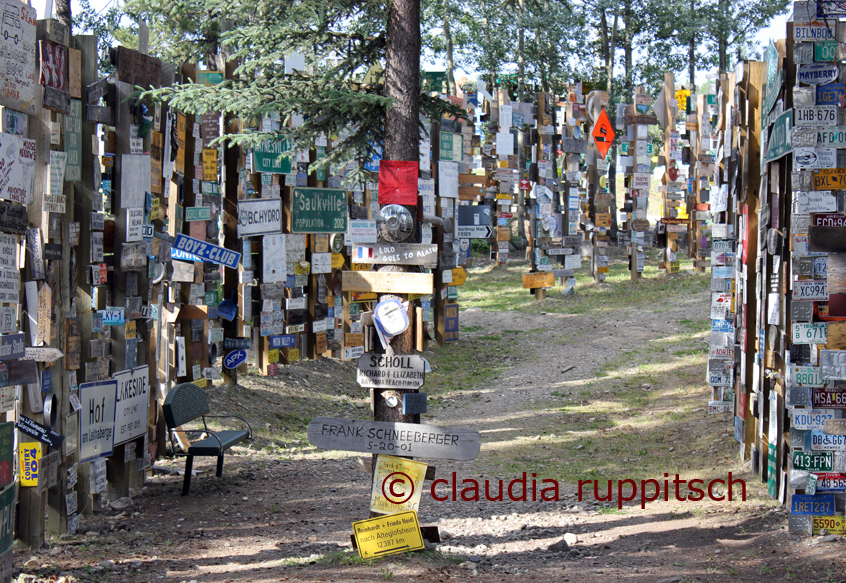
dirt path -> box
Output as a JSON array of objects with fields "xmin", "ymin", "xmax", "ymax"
[{"xmin": 11, "ymin": 262, "xmax": 846, "ymax": 583}]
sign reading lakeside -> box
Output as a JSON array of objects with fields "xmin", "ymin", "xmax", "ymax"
[
  {"xmin": 307, "ymin": 416, "xmax": 481, "ymax": 460},
  {"xmin": 357, "ymin": 354, "xmax": 425, "ymax": 389}
]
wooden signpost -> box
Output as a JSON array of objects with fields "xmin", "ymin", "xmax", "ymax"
[{"xmin": 522, "ymin": 272, "xmax": 554, "ymax": 289}]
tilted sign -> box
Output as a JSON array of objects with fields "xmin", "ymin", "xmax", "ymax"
[
  {"xmin": 353, "ymin": 244, "xmax": 438, "ymax": 268},
  {"xmin": 173, "ymin": 234, "xmax": 240, "ymax": 269},
  {"xmin": 0, "ymin": 133, "xmax": 35, "ymax": 204},
  {"xmin": 237, "ymin": 198, "xmax": 282, "ymax": 237},
  {"xmin": 112, "ymin": 366, "xmax": 148, "ymax": 445},
  {"xmin": 290, "ymin": 187, "xmax": 347, "ymax": 233},
  {"xmin": 357, "ymin": 354, "xmax": 425, "ymax": 389},
  {"xmin": 764, "ymin": 109, "xmax": 792, "ymax": 163},
  {"xmin": 307, "ymin": 416, "xmax": 481, "ymax": 460}
]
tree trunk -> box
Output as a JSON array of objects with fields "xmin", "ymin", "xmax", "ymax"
[
  {"xmin": 385, "ymin": 0, "xmax": 421, "ymax": 162},
  {"xmin": 56, "ymin": 0, "xmax": 72, "ymax": 29},
  {"xmin": 624, "ymin": 0, "xmax": 633, "ymax": 103},
  {"xmin": 718, "ymin": 0, "xmax": 727, "ymax": 73},
  {"xmin": 518, "ymin": 0, "xmax": 525, "ymax": 101},
  {"xmin": 444, "ymin": 10, "xmax": 456, "ymax": 96},
  {"xmin": 688, "ymin": 0, "xmax": 696, "ymax": 87}
]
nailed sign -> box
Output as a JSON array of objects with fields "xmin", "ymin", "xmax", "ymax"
[
  {"xmin": 342, "ymin": 271, "xmax": 433, "ymax": 295},
  {"xmin": 290, "ymin": 188, "xmax": 347, "ymax": 233},
  {"xmin": 237, "ymin": 198, "xmax": 282, "ymax": 237},
  {"xmin": 0, "ymin": 0, "xmax": 37, "ymax": 114},
  {"xmin": 356, "ymin": 354, "xmax": 425, "ymax": 389},
  {"xmin": 797, "ymin": 63, "xmax": 839, "ymax": 85},
  {"xmin": 522, "ymin": 272, "xmax": 554, "ymax": 289},
  {"xmin": 173, "ymin": 234, "xmax": 240, "ymax": 269},
  {"xmin": 353, "ymin": 244, "xmax": 438, "ymax": 268},
  {"xmin": 307, "ymin": 416, "xmax": 481, "ymax": 461}
]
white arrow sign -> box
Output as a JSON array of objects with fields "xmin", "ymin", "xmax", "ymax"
[
  {"xmin": 456, "ymin": 225, "xmax": 493, "ymax": 239},
  {"xmin": 22, "ymin": 347, "xmax": 64, "ymax": 363}
]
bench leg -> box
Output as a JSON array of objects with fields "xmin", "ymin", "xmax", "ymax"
[
  {"xmin": 182, "ymin": 456, "xmax": 194, "ymax": 496},
  {"xmin": 216, "ymin": 454, "xmax": 224, "ymax": 478}
]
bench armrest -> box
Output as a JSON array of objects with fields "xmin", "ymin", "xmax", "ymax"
[{"xmin": 203, "ymin": 415, "xmax": 253, "ymax": 439}]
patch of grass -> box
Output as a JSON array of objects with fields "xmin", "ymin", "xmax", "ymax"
[
  {"xmin": 478, "ymin": 335, "xmax": 502, "ymax": 341},
  {"xmin": 461, "ymin": 325, "xmax": 484, "ymax": 332}
]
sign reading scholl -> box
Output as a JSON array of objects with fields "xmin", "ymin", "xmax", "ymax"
[{"xmin": 223, "ymin": 350, "xmax": 248, "ymax": 369}]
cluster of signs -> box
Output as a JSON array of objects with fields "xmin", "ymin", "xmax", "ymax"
[{"xmin": 305, "ymin": 351, "xmax": 481, "ymax": 558}]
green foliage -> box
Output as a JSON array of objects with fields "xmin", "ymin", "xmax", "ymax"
[{"xmin": 72, "ymin": 0, "xmax": 138, "ymax": 75}]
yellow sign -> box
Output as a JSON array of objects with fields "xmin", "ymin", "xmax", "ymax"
[
  {"xmin": 193, "ymin": 378, "xmax": 209, "ymax": 388},
  {"xmin": 370, "ymin": 455, "xmax": 428, "ymax": 515},
  {"xmin": 669, "ymin": 260, "xmax": 680, "ymax": 274},
  {"xmin": 20, "ymin": 442, "xmax": 41, "ymax": 487},
  {"xmin": 597, "ymin": 266, "xmax": 609, "ymax": 274},
  {"xmin": 202, "ymin": 148, "xmax": 218, "ymax": 181},
  {"xmin": 150, "ymin": 197, "xmax": 160, "ymax": 221},
  {"xmin": 331, "ymin": 253, "xmax": 345, "ymax": 269},
  {"xmin": 595, "ymin": 213, "xmax": 611, "ymax": 228},
  {"xmin": 495, "ymin": 193, "xmax": 511, "ymax": 200},
  {"xmin": 288, "ymin": 348, "xmax": 300, "ymax": 362},
  {"xmin": 352, "ymin": 510, "xmax": 425, "ymax": 559},
  {"xmin": 675, "ymin": 88, "xmax": 691, "ymax": 111},
  {"xmin": 294, "ymin": 262, "xmax": 310, "ymax": 275},
  {"xmin": 353, "ymin": 292, "xmax": 377, "ymax": 301},
  {"xmin": 814, "ymin": 515, "xmax": 846, "ymax": 535},
  {"xmin": 522, "ymin": 272, "xmax": 555, "ymax": 289},
  {"xmin": 351, "ymin": 262, "xmax": 372, "ymax": 272},
  {"xmin": 450, "ymin": 267, "xmax": 467, "ymax": 286},
  {"xmin": 268, "ymin": 349, "xmax": 279, "ymax": 364},
  {"xmin": 125, "ymin": 320, "xmax": 136, "ymax": 339}
]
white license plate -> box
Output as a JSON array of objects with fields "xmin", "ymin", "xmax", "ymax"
[
  {"xmin": 793, "ymin": 322, "xmax": 828, "ymax": 344},
  {"xmin": 793, "ymin": 280, "xmax": 828, "ymax": 301}
]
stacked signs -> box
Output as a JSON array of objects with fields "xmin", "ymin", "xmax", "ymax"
[
  {"xmin": 657, "ymin": 74, "xmax": 689, "ymax": 272},
  {"xmin": 308, "ymin": 353, "xmax": 481, "ymax": 559},
  {"xmin": 618, "ymin": 87, "xmax": 658, "ymax": 277}
]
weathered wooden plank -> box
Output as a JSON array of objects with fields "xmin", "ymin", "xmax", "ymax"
[
  {"xmin": 810, "ymin": 226, "xmax": 846, "ymax": 252},
  {"xmin": 307, "ymin": 416, "xmax": 481, "ymax": 461},
  {"xmin": 342, "ymin": 271, "xmax": 433, "ymax": 295}
]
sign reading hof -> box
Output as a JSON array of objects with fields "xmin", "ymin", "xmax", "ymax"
[
  {"xmin": 78, "ymin": 380, "xmax": 116, "ymax": 462},
  {"xmin": 308, "ymin": 416, "xmax": 481, "ymax": 460},
  {"xmin": 357, "ymin": 354, "xmax": 425, "ymax": 389}
]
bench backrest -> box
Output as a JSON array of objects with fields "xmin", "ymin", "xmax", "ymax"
[{"xmin": 163, "ymin": 383, "xmax": 210, "ymax": 428}]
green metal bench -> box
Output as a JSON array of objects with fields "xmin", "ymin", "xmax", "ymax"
[{"xmin": 162, "ymin": 382, "xmax": 252, "ymax": 495}]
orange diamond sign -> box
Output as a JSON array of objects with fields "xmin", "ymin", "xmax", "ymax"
[{"xmin": 592, "ymin": 108, "xmax": 615, "ymax": 159}]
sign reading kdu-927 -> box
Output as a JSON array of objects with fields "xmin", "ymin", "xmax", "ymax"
[{"xmin": 173, "ymin": 234, "xmax": 241, "ymax": 269}]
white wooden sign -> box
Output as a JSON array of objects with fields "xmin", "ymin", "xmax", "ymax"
[
  {"xmin": 311, "ymin": 252, "xmax": 332, "ymax": 274},
  {"xmin": 0, "ymin": 133, "xmax": 35, "ymax": 204},
  {"xmin": 262, "ymin": 234, "xmax": 286, "ymax": 283},
  {"xmin": 120, "ymin": 155, "xmax": 151, "ymax": 208},
  {"xmin": 0, "ymin": 0, "xmax": 37, "ymax": 114},
  {"xmin": 79, "ymin": 380, "xmax": 117, "ymax": 462},
  {"xmin": 126, "ymin": 208, "xmax": 144, "ymax": 242}
]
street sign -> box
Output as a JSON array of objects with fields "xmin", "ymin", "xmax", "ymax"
[
  {"xmin": 592, "ymin": 108, "xmax": 615, "ymax": 159},
  {"xmin": 290, "ymin": 187, "xmax": 348, "ymax": 233},
  {"xmin": 20, "ymin": 347, "xmax": 63, "ymax": 363},
  {"xmin": 764, "ymin": 109, "xmax": 792, "ymax": 163},
  {"xmin": 79, "ymin": 380, "xmax": 116, "ymax": 462},
  {"xmin": 356, "ymin": 354, "xmax": 425, "ymax": 389},
  {"xmin": 16, "ymin": 416, "xmax": 64, "ymax": 450},
  {"xmin": 455, "ymin": 225, "xmax": 493, "ymax": 239},
  {"xmin": 173, "ymin": 234, "xmax": 240, "ymax": 269},
  {"xmin": 307, "ymin": 416, "xmax": 481, "ymax": 460},
  {"xmin": 450, "ymin": 267, "xmax": 467, "ymax": 286}
]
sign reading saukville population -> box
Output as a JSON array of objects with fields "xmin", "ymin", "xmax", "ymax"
[
  {"xmin": 290, "ymin": 187, "xmax": 347, "ymax": 233},
  {"xmin": 112, "ymin": 365, "xmax": 149, "ymax": 445},
  {"xmin": 307, "ymin": 417, "xmax": 482, "ymax": 460},
  {"xmin": 357, "ymin": 354, "xmax": 425, "ymax": 389}
]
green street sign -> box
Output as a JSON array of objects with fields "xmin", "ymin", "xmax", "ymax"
[
  {"xmin": 291, "ymin": 187, "xmax": 348, "ymax": 233},
  {"xmin": 764, "ymin": 109, "xmax": 792, "ymax": 163},
  {"xmin": 253, "ymin": 139, "xmax": 292, "ymax": 174},
  {"xmin": 185, "ymin": 206, "xmax": 211, "ymax": 221},
  {"xmin": 763, "ymin": 40, "xmax": 781, "ymax": 115},
  {"xmin": 646, "ymin": 144, "xmax": 654, "ymax": 155},
  {"xmin": 201, "ymin": 181, "xmax": 219, "ymax": 196},
  {"xmin": 815, "ymin": 41, "xmax": 838, "ymax": 62},
  {"xmin": 439, "ymin": 132, "xmax": 463, "ymax": 162}
]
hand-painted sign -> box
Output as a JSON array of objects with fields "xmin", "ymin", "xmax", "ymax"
[
  {"xmin": 357, "ymin": 354, "xmax": 425, "ymax": 389},
  {"xmin": 353, "ymin": 244, "xmax": 438, "ymax": 268},
  {"xmin": 0, "ymin": 0, "xmax": 37, "ymax": 114},
  {"xmin": 522, "ymin": 272, "xmax": 554, "ymax": 289},
  {"xmin": 307, "ymin": 416, "xmax": 481, "ymax": 460},
  {"xmin": 16, "ymin": 415, "xmax": 63, "ymax": 450},
  {"xmin": 173, "ymin": 234, "xmax": 240, "ymax": 269},
  {"xmin": 352, "ymin": 511, "xmax": 424, "ymax": 559}
]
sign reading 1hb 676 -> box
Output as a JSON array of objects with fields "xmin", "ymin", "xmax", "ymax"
[{"xmin": 290, "ymin": 188, "xmax": 348, "ymax": 233}]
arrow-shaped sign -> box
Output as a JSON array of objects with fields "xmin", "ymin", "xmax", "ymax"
[
  {"xmin": 456, "ymin": 225, "xmax": 493, "ymax": 239},
  {"xmin": 21, "ymin": 347, "xmax": 64, "ymax": 363}
]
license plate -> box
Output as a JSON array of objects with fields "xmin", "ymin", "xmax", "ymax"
[
  {"xmin": 809, "ymin": 430, "xmax": 846, "ymax": 451},
  {"xmin": 793, "ymin": 280, "xmax": 828, "ymax": 301},
  {"xmin": 811, "ymin": 387, "xmax": 846, "ymax": 408},
  {"xmin": 791, "ymin": 301, "xmax": 814, "ymax": 321},
  {"xmin": 815, "ymin": 256, "xmax": 828, "ymax": 279},
  {"xmin": 793, "ymin": 451, "xmax": 834, "ymax": 471},
  {"xmin": 821, "ymin": 350, "xmax": 846, "ymax": 380},
  {"xmin": 813, "ymin": 515, "xmax": 846, "ymax": 534},
  {"xmin": 708, "ymin": 400, "xmax": 732, "ymax": 414},
  {"xmin": 791, "ymin": 494, "xmax": 835, "ymax": 516},
  {"xmin": 792, "ymin": 409, "xmax": 836, "ymax": 430},
  {"xmin": 793, "ymin": 366, "xmax": 826, "ymax": 387},
  {"xmin": 793, "ymin": 323, "xmax": 828, "ymax": 344},
  {"xmin": 815, "ymin": 472, "xmax": 846, "ymax": 492},
  {"xmin": 708, "ymin": 372, "xmax": 732, "ymax": 386}
]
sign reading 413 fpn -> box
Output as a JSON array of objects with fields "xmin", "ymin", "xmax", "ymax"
[{"xmin": 357, "ymin": 354, "xmax": 425, "ymax": 389}]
